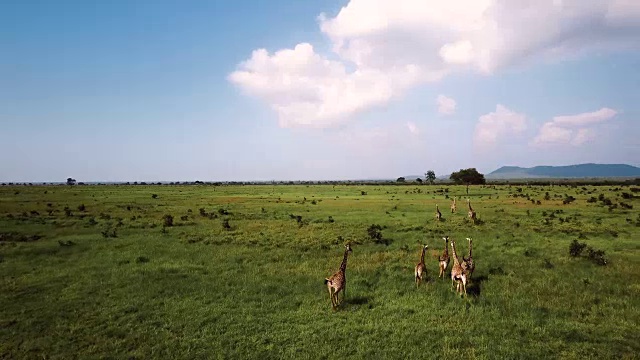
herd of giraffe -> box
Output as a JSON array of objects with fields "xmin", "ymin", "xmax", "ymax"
[{"xmin": 324, "ymin": 197, "xmax": 479, "ymax": 309}]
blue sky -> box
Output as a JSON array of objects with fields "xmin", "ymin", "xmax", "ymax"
[{"xmin": 1, "ymin": 0, "xmax": 639, "ymax": 182}]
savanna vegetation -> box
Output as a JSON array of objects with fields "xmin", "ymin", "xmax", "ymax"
[{"xmin": 1, "ymin": 183, "xmax": 639, "ymax": 359}]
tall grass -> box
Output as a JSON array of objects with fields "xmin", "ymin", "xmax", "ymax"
[{"xmin": 1, "ymin": 184, "xmax": 639, "ymax": 359}]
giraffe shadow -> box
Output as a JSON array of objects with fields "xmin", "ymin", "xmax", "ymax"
[
  {"xmin": 339, "ymin": 296, "xmax": 373, "ymax": 309},
  {"xmin": 466, "ymin": 275, "xmax": 488, "ymax": 298}
]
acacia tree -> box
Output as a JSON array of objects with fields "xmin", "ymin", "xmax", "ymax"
[
  {"xmin": 449, "ymin": 168, "xmax": 486, "ymax": 194},
  {"xmin": 66, "ymin": 177, "xmax": 76, "ymax": 186},
  {"xmin": 425, "ymin": 170, "xmax": 436, "ymax": 185}
]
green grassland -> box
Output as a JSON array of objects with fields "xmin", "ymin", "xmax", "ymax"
[{"xmin": 1, "ymin": 184, "xmax": 639, "ymax": 359}]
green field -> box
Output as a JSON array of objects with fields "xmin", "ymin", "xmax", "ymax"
[{"xmin": 1, "ymin": 184, "xmax": 639, "ymax": 359}]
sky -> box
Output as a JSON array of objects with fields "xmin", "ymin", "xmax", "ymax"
[{"xmin": 1, "ymin": 0, "xmax": 639, "ymax": 182}]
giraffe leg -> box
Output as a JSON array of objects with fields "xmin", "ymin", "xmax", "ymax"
[{"xmin": 329, "ymin": 288, "xmax": 334, "ymax": 307}]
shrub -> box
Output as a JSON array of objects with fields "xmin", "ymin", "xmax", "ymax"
[
  {"xmin": 64, "ymin": 207, "xmax": 72, "ymax": 217},
  {"xmin": 328, "ymin": 216, "xmax": 334, "ymax": 223},
  {"xmin": 586, "ymin": 247, "xmax": 607, "ymax": 266},
  {"xmin": 180, "ymin": 215, "xmax": 189, "ymax": 221},
  {"xmin": 367, "ymin": 224, "xmax": 391, "ymax": 245},
  {"xmin": 569, "ymin": 240, "xmax": 608, "ymax": 266},
  {"xmin": 78, "ymin": 204, "xmax": 86, "ymax": 211},
  {"xmin": 199, "ymin": 208, "xmax": 207, "ymax": 217},
  {"xmin": 569, "ymin": 239, "xmax": 587, "ymax": 257},
  {"xmin": 163, "ymin": 214, "xmax": 174, "ymax": 227},
  {"xmin": 222, "ymin": 218, "xmax": 231, "ymax": 230},
  {"xmin": 101, "ymin": 228, "xmax": 117, "ymax": 238},
  {"xmin": 151, "ymin": 194, "xmax": 158, "ymax": 199},
  {"xmin": 367, "ymin": 224, "xmax": 382, "ymax": 241}
]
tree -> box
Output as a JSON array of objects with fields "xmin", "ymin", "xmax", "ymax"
[
  {"xmin": 396, "ymin": 177, "xmax": 406, "ymax": 183},
  {"xmin": 425, "ymin": 170, "xmax": 436, "ymax": 185},
  {"xmin": 66, "ymin": 177, "xmax": 76, "ymax": 186},
  {"xmin": 449, "ymin": 168, "xmax": 486, "ymax": 193},
  {"xmin": 415, "ymin": 178, "xmax": 423, "ymax": 183}
]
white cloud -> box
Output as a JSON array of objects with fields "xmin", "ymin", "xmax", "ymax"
[
  {"xmin": 229, "ymin": 1, "xmax": 640, "ymax": 128},
  {"xmin": 474, "ymin": 104, "xmax": 527, "ymax": 148},
  {"xmin": 532, "ymin": 107, "xmax": 618, "ymax": 146},
  {"xmin": 406, "ymin": 121, "xmax": 419, "ymax": 135},
  {"xmin": 552, "ymin": 107, "xmax": 618, "ymax": 126},
  {"xmin": 436, "ymin": 95, "xmax": 456, "ymax": 115}
]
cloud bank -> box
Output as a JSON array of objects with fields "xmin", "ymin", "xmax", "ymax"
[{"xmin": 229, "ymin": 0, "xmax": 640, "ymax": 128}]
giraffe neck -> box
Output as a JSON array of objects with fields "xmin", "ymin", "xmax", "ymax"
[
  {"xmin": 451, "ymin": 241, "xmax": 460, "ymax": 266},
  {"xmin": 339, "ymin": 249, "xmax": 349, "ymax": 273},
  {"xmin": 468, "ymin": 201, "xmax": 473, "ymax": 211},
  {"xmin": 468, "ymin": 240, "xmax": 473, "ymax": 259},
  {"xmin": 443, "ymin": 241, "xmax": 449, "ymax": 257},
  {"xmin": 420, "ymin": 247, "xmax": 426, "ymax": 264}
]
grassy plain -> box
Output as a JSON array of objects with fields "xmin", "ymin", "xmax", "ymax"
[{"xmin": 1, "ymin": 183, "xmax": 639, "ymax": 359}]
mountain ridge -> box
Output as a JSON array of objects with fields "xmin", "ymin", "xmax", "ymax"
[{"xmin": 487, "ymin": 163, "xmax": 640, "ymax": 179}]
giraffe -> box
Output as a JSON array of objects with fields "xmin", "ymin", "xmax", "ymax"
[
  {"xmin": 435, "ymin": 205, "xmax": 442, "ymax": 221},
  {"xmin": 414, "ymin": 244, "xmax": 429, "ymax": 288},
  {"xmin": 324, "ymin": 243, "xmax": 353, "ymax": 309},
  {"xmin": 467, "ymin": 198, "xmax": 477, "ymax": 222},
  {"xmin": 450, "ymin": 237, "xmax": 467, "ymax": 297},
  {"xmin": 438, "ymin": 236, "xmax": 450, "ymax": 279},
  {"xmin": 462, "ymin": 237, "xmax": 475, "ymax": 279},
  {"xmin": 450, "ymin": 197, "xmax": 457, "ymax": 213}
]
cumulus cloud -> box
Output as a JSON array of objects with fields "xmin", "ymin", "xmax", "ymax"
[
  {"xmin": 474, "ymin": 105, "xmax": 527, "ymax": 147},
  {"xmin": 436, "ymin": 95, "xmax": 456, "ymax": 115},
  {"xmin": 229, "ymin": 0, "xmax": 640, "ymax": 128},
  {"xmin": 532, "ymin": 107, "xmax": 618, "ymax": 146}
]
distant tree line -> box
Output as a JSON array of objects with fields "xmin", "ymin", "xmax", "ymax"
[{"xmin": 1, "ymin": 175, "xmax": 639, "ymax": 187}]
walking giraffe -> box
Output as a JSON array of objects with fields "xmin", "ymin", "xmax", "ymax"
[
  {"xmin": 324, "ymin": 243, "xmax": 353, "ymax": 309},
  {"xmin": 438, "ymin": 236, "xmax": 450, "ymax": 279},
  {"xmin": 415, "ymin": 244, "xmax": 429, "ymax": 288},
  {"xmin": 450, "ymin": 237, "xmax": 467, "ymax": 297}
]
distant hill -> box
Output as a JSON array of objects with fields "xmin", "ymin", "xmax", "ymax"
[{"xmin": 487, "ymin": 163, "xmax": 640, "ymax": 179}]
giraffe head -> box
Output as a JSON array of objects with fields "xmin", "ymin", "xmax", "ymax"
[
  {"xmin": 466, "ymin": 237, "xmax": 472, "ymax": 242},
  {"xmin": 423, "ymin": 244, "xmax": 429, "ymax": 250},
  {"xmin": 345, "ymin": 243, "xmax": 353, "ymax": 253},
  {"xmin": 442, "ymin": 236, "xmax": 449, "ymax": 243}
]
